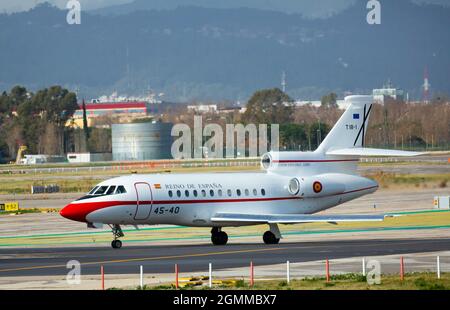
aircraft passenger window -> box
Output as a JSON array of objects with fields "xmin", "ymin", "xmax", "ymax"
[
  {"xmin": 245, "ymin": 189, "xmax": 249, "ymax": 196},
  {"xmin": 177, "ymin": 190, "xmax": 181, "ymax": 197},
  {"xmin": 116, "ymin": 186, "xmax": 127, "ymax": 194},
  {"xmin": 88, "ymin": 186, "xmax": 99, "ymax": 195},
  {"xmin": 185, "ymin": 190, "xmax": 189, "ymax": 197},
  {"xmin": 253, "ymin": 189, "xmax": 257, "ymax": 196},
  {"xmin": 218, "ymin": 189, "xmax": 222, "ymax": 197},
  {"xmin": 227, "ymin": 189, "xmax": 232, "ymax": 197},
  {"xmin": 261, "ymin": 189, "xmax": 266, "ymax": 196},
  {"xmin": 168, "ymin": 190, "xmax": 173, "ymax": 198},
  {"xmin": 106, "ymin": 186, "xmax": 116, "ymax": 195},
  {"xmin": 94, "ymin": 186, "xmax": 109, "ymax": 195},
  {"xmin": 193, "ymin": 190, "xmax": 198, "ymax": 197},
  {"xmin": 210, "ymin": 190, "xmax": 214, "ymax": 197},
  {"xmin": 236, "ymin": 189, "xmax": 241, "ymax": 196},
  {"xmin": 201, "ymin": 190, "xmax": 206, "ymax": 197}
]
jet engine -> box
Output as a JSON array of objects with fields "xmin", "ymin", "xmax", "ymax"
[{"xmin": 287, "ymin": 175, "xmax": 346, "ymax": 198}]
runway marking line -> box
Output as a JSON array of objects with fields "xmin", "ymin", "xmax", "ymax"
[
  {"xmin": 0, "ymin": 226, "xmax": 189, "ymax": 240},
  {"xmin": 2, "ymin": 224, "xmax": 450, "ymax": 248}
]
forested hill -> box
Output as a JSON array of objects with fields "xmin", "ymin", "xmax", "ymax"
[{"xmin": 0, "ymin": 0, "xmax": 449, "ymax": 101}]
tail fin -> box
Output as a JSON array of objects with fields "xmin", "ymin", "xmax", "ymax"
[
  {"xmin": 316, "ymin": 95, "xmax": 373, "ymax": 154},
  {"xmin": 316, "ymin": 95, "xmax": 423, "ymax": 157}
]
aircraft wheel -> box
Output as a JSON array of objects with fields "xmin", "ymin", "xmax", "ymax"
[
  {"xmin": 111, "ymin": 240, "xmax": 122, "ymax": 249},
  {"xmin": 211, "ymin": 231, "xmax": 228, "ymax": 246},
  {"xmin": 263, "ymin": 231, "xmax": 280, "ymax": 245}
]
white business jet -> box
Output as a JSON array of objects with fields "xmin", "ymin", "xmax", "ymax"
[{"xmin": 61, "ymin": 95, "xmax": 420, "ymax": 248}]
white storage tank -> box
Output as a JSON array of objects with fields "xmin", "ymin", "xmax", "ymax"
[{"xmin": 112, "ymin": 122, "xmax": 173, "ymax": 161}]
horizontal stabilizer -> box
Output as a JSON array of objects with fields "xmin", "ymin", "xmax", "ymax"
[
  {"xmin": 211, "ymin": 213, "xmax": 388, "ymax": 224},
  {"xmin": 326, "ymin": 147, "xmax": 423, "ymax": 157}
]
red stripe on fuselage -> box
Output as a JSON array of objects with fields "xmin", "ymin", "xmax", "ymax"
[
  {"xmin": 60, "ymin": 196, "xmax": 302, "ymax": 222},
  {"xmin": 60, "ymin": 186, "xmax": 378, "ymax": 223},
  {"xmin": 273, "ymin": 159, "xmax": 359, "ymax": 163}
]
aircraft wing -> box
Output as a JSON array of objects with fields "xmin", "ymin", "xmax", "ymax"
[
  {"xmin": 326, "ymin": 147, "xmax": 423, "ymax": 157},
  {"xmin": 211, "ymin": 213, "xmax": 388, "ymax": 224}
]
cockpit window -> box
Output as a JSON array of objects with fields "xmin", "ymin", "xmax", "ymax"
[
  {"xmin": 94, "ymin": 186, "xmax": 109, "ymax": 195},
  {"xmin": 116, "ymin": 185, "xmax": 127, "ymax": 194},
  {"xmin": 76, "ymin": 185, "xmax": 126, "ymax": 201},
  {"xmin": 106, "ymin": 186, "xmax": 116, "ymax": 195},
  {"xmin": 88, "ymin": 186, "xmax": 99, "ymax": 195}
]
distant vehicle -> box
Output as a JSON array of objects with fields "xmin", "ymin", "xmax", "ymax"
[{"xmin": 61, "ymin": 96, "xmax": 421, "ymax": 249}]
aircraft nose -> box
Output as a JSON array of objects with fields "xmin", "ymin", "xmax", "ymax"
[{"xmin": 60, "ymin": 203, "xmax": 88, "ymax": 223}]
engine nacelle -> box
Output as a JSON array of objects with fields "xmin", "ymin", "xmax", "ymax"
[
  {"xmin": 261, "ymin": 151, "xmax": 306, "ymax": 170},
  {"xmin": 288, "ymin": 175, "xmax": 346, "ymax": 198}
]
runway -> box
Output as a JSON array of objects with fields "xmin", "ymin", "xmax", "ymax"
[{"xmin": 1, "ymin": 238, "xmax": 450, "ymax": 278}]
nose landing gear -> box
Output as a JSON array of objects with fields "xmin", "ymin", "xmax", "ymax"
[
  {"xmin": 111, "ymin": 239, "xmax": 122, "ymax": 249},
  {"xmin": 109, "ymin": 224, "xmax": 124, "ymax": 249},
  {"xmin": 211, "ymin": 227, "xmax": 228, "ymax": 245}
]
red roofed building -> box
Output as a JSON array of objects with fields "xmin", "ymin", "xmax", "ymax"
[{"xmin": 70, "ymin": 101, "xmax": 151, "ymax": 128}]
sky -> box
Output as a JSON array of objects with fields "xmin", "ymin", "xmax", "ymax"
[{"xmin": 0, "ymin": 0, "xmax": 449, "ymax": 15}]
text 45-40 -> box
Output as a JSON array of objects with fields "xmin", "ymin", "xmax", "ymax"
[{"xmin": 154, "ymin": 207, "xmax": 180, "ymax": 215}]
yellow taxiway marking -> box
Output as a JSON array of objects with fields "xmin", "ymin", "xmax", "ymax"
[{"xmin": 0, "ymin": 246, "xmax": 287, "ymax": 274}]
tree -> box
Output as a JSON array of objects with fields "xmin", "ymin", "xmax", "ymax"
[
  {"xmin": 309, "ymin": 122, "xmax": 330, "ymax": 150},
  {"xmin": 11, "ymin": 85, "xmax": 78, "ymax": 155},
  {"xmin": 30, "ymin": 86, "xmax": 78, "ymax": 154},
  {"xmin": 82, "ymin": 99, "xmax": 90, "ymax": 152},
  {"xmin": 280, "ymin": 123, "xmax": 307, "ymax": 151},
  {"xmin": 321, "ymin": 92, "xmax": 338, "ymax": 108},
  {"xmin": 88, "ymin": 128, "xmax": 112, "ymax": 153},
  {"xmin": 242, "ymin": 88, "xmax": 294, "ymax": 124}
]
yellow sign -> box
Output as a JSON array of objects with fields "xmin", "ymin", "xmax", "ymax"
[{"xmin": 4, "ymin": 202, "xmax": 19, "ymax": 212}]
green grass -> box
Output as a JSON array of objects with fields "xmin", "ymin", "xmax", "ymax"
[
  {"xmin": 137, "ymin": 272, "xmax": 450, "ymax": 290},
  {"xmin": 364, "ymin": 172, "xmax": 449, "ymax": 189},
  {"xmin": 0, "ymin": 166, "xmax": 260, "ymax": 194},
  {"xmin": 0, "ymin": 178, "xmax": 103, "ymax": 194},
  {"xmin": 0, "ymin": 171, "xmax": 448, "ymax": 195},
  {"xmin": 0, "ymin": 208, "xmax": 51, "ymax": 216},
  {"xmin": 0, "ymin": 159, "xmax": 260, "ymax": 171}
]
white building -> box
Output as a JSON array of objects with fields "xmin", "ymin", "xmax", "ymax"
[
  {"xmin": 67, "ymin": 153, "xmax": 112, "ymax": 163},
  {"xmin": 373, "ymin": 80, "xmax": 405, "ymax": 104},
  {"xmin": 187, "ymin": 104, "xmax": 218, "ymax": 113},
  {"xmin": 294, "ymin": 100, "xmax": 348, "ymax": 109}
]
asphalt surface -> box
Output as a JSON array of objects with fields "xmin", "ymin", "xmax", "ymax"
[{"xmin": 1, "ymin": 238, "xmax": 450, "ymax": 278}]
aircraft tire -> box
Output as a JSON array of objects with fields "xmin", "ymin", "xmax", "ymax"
[
  {"xmin": 211, "ymin": 231, "xmax": 228, "ymax": 245},
  {"xmin": 111, "ymin": 240, "xmax": 122, "ymax": 249},
  {"xmin": 263, "ymin": 231, "xmax": 280, "ymax": 245}
]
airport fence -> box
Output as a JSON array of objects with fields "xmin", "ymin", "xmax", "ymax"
[
  {"xmin": 82, "ymin": 253, "xmax": 449, "ymax": 290},
  {"xmin": 1, "ymin": 153, "xmax": 448, "ymax": 175},
  {"xmin": 0, "ymin": 158, "xmax": 261, "ymax": 175}
]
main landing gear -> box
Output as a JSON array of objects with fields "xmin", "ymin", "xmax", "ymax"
[
  {"xmin": 263, "ymin": 231, "xmax": 280, "ymax": 244},
  {"xmin": 263, "ymin": 224, "xmax": 281, "ymax": 245},
  {"xmin": 211, "ymin": 227, "xmax": 228, "ymax": 246},
  {"xmin": 211, "ymin": 224, "xmax": 282, "ymax": 246},
  {"xmin": 110, "ymin": 224, "xmax": 124, "ymax": 249}
]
